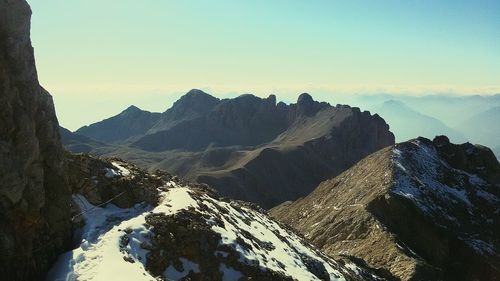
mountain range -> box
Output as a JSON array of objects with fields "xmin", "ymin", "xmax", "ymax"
[
  {"xmin": 368, "ymin": 100, "xmax": 467, "ymax": 143},
  {"xmin": 63, "ymin": 90, "xmax": 395, "ymax": 208}
]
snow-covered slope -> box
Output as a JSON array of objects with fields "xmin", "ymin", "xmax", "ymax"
[{"xmin": 48, "ymin": 156, "xmax": 377, "ymax": 281}]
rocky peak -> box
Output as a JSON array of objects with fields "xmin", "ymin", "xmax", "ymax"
[
  {"xmin": 122, "ymin": 104, "xmax": 141, "ymax": 113},
  {"xmin": 271, "ymin": 137, "xmax": 500, "ymax": 280},
  {"xmin": 297, "ymin": 92, "xmax": 314, "ymax": 104},
  {"xmin": 172, "ymin": 89, "xmax": 220, "ymax": 109},
  {"xmin": 431, "ymin": 135, "xmax": 500, "ymax": 183},
  {"xmin": 295, "ymin": 93, "xmax": 328, "ymax": 117},
  {"xmin": 267, "ymin": 94, "xmax": 277, "ymax": 105},
  {"xmin": 166, "ymin": 89, "xmax": 220, "ymax": 119}
]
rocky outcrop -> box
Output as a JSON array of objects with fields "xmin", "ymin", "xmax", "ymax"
[
  {"xmin": 0, "ymin": 1, "xmax": 71, "ymax": 279},
  {"xmin": 271, "ymin": 136, "xmax": 500, "ymax": 280},
  {"xmin": 65, "ymin": 153, "xmax": 166, "ymax": 208}
]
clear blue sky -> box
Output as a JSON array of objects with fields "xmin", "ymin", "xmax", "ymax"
[{"xmin": 26, "ymin": 0, "xmax": 500, "ymax": 130}]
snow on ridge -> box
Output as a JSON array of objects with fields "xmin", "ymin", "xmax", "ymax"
[
  {"xmin": 391, "ymin": 139, "xmax": 473, "ymax": 214},
  {"xmin": 47, "ymin": 184, "xmax": 198, "ymax": 281},
  {"xmin": 390, "ymin": 139, "xmax": 498, "ymax": 257},
  {"xmin": 194, "ymin": 193, "xmax": 349, "ymax": 281},
  {"xmin": 48, "ymin": 183, "xmax": 361, "ymax": 280},
  {"xmin": 104, "ymin": 162, "xmax": 132, "ymax": 178}
]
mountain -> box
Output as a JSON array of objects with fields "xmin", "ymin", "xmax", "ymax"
[
  {"xmin": 271, "ymin": 136, "xmax": 500, "ymax": 280},
  {"xmin": 147, "ymin": 88, "xmax": 221, "ymax": 134},
  {"xmin": 48, "ymin": 154, "xmax": 381, "ymax": 280},
  {"xmin": 59, "ymin": 126, "xmax": 113, "ymax": 153},
  {"xmin": 0, "ymin": 1, "xmax": 72, "ymax": 279},
  {"xmin": 75, "ymin": 105, "xmax": 161, "ymax": 143},
  {"xmin": 73, "ymin": 92, "xmax": 395, "ymax": 208},
  {"xmin": 351, "ymin": 94, "xmax": 500, "ymax": 128},
  {"xmin": 458, "ymin": 106, "xmax": 500, "ymax": 157},
  {"xmin": 370, "ymin": 100, "xmax": 467, "ymax": 143}
]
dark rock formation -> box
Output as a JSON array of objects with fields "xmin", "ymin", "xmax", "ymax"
[
  {"xmin": 0, "ymin": 1, "xmax": 71, "ymax": 279},
  {"xmin": 271, "ymin": 136, "xmax": 500, "ymax": 280}
]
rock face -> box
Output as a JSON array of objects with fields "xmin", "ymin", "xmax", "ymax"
[
  {"xmin": 0, "ymin": 1, "xmax": 71, "ymax": 279},
  {"xmin": 70, "ymin": 90, "xmax": 395, "ymax": 208},
  {"xmin": 48, "ymin": 158, "xmax": 381, "ymax": 280},
  {"xmin": 270, "ymin": 136, "xmax": 500, "ymax": 280}
]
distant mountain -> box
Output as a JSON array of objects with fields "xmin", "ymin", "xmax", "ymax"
[
  {"xmin": 370, "ymin": 100, "xmax": 467, "ymax": 143},
  {"xmin": 458, "ymin": 106, "xmax": 500, "ymax": 156},
  {"xmin": 65, "ymin": 90, "xmax": 395, "ymax": 208},
  {"xmin": 271, "ymin": 136, "xmax": 500, "ymax": 280},
  {"xmin": 59, "ymin": 126, "xmax": 111, "ymax": 153},
  {"xmin": 352, "ymin": 94, "xmax": 500, "ymax": 128},
  {"xmin": 147, "ymin": 88, "xmax": 221, "ymax": 134},
  {"xmin": 75, "ymin": 105, "xmax": 161, "ymax": 143}
]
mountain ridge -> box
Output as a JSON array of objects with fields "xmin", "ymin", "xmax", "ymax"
[
  {"xmin": 270, "ymin": 136, "xmax": 500, "ymax": 280},
  {"xmin": 70, "ymin": 91, "xmax": 395, "ymax": 208}
]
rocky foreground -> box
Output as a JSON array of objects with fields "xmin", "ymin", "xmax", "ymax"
[
  {"xmin": 49, "ymin": 155, "xmax": 381, "ymax": 281},
  {"xmin": 271, "ymin": 136, "xmax": 500, "ymax": 281}
]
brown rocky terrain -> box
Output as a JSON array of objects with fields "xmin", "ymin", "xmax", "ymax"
[
  {"xmin": 271, "ymin": 136, "xmax": 500, "ymax": 280},
  {"xmin": 0, "ymin": 0, "xmax": 72, "ymax": 279}
]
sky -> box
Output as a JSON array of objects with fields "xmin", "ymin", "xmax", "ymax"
[{"xmin": 26, "ymin": 0, "xmax": 500, "ymax": 130}]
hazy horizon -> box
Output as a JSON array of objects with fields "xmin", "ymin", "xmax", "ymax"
[{"xmin": 25, "ymin": 0, "xmax": 500, "ymax": 130}]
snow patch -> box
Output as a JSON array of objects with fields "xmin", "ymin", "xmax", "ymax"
[
  {"xmin": 163, "ymin": 258, "xmax": 200, "ymax": 280},
  {"xmin": 47, "ymin": 185, "xmax": 197, "ymax": 281}
]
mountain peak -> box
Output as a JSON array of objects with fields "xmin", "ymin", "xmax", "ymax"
[
  {"xmin": 124, "ymin": 105, "xmax": 141, "ymax": 112},
  {"xmin": 178, "ymin": 89, "xmax": 218, "ymax": 102},
  {"xmin": 186, "ymin": 88, "xmax": 205, "ymax": 95},
  {"xmin": 297, "ymin": 93, "xmax": 314, "ymax": 104}
]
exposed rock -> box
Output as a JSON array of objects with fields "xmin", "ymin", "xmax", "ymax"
[
  {"xmin": 65, "ymin": 153, "xmax": 166, "ymax": 208},
  {"xmin": 271, "ymin": 136, "xmax": 500, "ymax": 280},
  {"xmin": 0, "ymin": 1, "xmax": 71, "ymax": 279}
]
